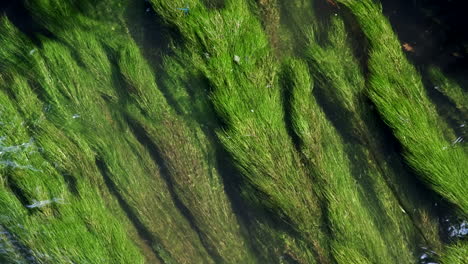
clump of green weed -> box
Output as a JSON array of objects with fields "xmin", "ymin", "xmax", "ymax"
[{"xmin": 335, "ymin": 0, "xmax": 468, "ymax": 213}]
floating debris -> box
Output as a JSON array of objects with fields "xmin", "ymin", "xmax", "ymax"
[
  {"xmin": 402, "ymin": 43, "xmax": 415, "ymax": 52},
  {"xmin": 26, "ymin": 198, "xmax": 65, "ymax": 209},
  {"xmin": 72, "ymin": 114, "xmax": 80, "ymax": 119},
  {"xmin": 400, "ymin": 206, "xmax": 406, "ymax": 213},
  {"xmin": 452, "ymin": 136, "xmax": 463, "ymax": 145},
  {"xmin": 233, "ymin": 55, "xmax": 241, "ymax": 64},
  {"xmin": 326, "ymin": 0, "xmax": 339, "ymax": 7},
  {"xmin": 29, "ymin": 49, "xmax": 36, "ymax": 56}
]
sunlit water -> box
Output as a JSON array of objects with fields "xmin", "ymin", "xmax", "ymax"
[{"xmin": 0, "ymin": 0, "xmax": 466, "ymax": 263}]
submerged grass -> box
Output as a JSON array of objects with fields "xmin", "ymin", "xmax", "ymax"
[
  {"xmin": 0, "ymin": 74, "xmax": 146, "ymax": 263},
  {"xmin": 438, "ymin": 242, "xmax": 468, "ymax": 264},
  {"xmin": 283, "ymin": 58, "xmax": 417, "ymax": 263},
  {"xmin": 118, "ymin": 41, "xmax": 256, "ymax": 263},
  {"xmin": 304, "ymin": 14, "xmax": 442, "ymax": 251},
  {"xmin": 2, "ymin": 0, "xmax": 261, "ymax": 263},
  {"xmin": 427, "ymin": 66, "xmax": 468, "ymax": 118},
  {"xmin": 150, "ymin": 0, "xmax": 335, "ymax": 262},
  {"xmin": 2, "ymin": 2, "xmax": 227, "ymax": 263},
  {"xmin": 0, "ymin": 0, "xmax": 466, "ymax": 263},
  {"xmin": 0, "ymin": 23, "xmax": 150, "ymax": 264},
  {"xmin": 335, "ymin": 0, "xmax": 468, "ymax": 214}
]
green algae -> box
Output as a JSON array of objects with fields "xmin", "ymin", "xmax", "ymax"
[
  {"xmin": 0, "ymin": 0, "xmax": 466, "ymax": 263},
  {"xmin": 283, "ymin": 57, "xmax": 420, "ymax": 263},
  {"xmin": 0, "ymin": 74, "xmax": 147, "ymax": 263},
  {"xmin": 305, "ymin": 14, "xmax": 443, "ymax": 250},
  {"xmin": 334, "ymin": 0, "xmax": 467, "ymax": 214},
  {"xmin": 427, "ymin": 66, "xmax": 468, "ymax": 118},
  {"xmin": 118, "ymin": 41, "xmax": 256, "ymax": 264},
  {"xmin": 439, "ymin": 242, "xmax": 468, "ymax": 264}
]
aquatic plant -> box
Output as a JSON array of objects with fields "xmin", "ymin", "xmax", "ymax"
[
  {"xmin": 439, "ymin": 242, "xmax": 468, "ymax": 264},
  {"xmin": 304, "ymin": 13, "xmax": 443, "ymax": 250},
  {"xmin": 0, "ymin": 0, "xmax": 466, "ymax": 263},
  {"xmin": 334, "ymin": 0, "xmax": 468, "ymax": 214},
  {"xmin": 427, "ymin": 66, "xmax": 468, "ymax": 117}
]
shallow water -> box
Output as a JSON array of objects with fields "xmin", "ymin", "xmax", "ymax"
[{"xmin": 0, "ymin": 0, "xmax": 466, "ymax": 263}]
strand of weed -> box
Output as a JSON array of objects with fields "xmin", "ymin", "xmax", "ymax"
[
  {"xmin": 117, "ymin": 40, "xmax": 257, "ymax": 263},
  {"xmin": 427, "ymin": 66, "xmax": 468, "ymax": 120},
  {"xmin": 131, "ymin": 7, "xmax": 311, "ymax": 262},
  {"xmin": 283, "ymin": 58, "xmax": 420, "ymax": 263},
  {"xmin": 335, "ymin": 0, "xmax": 468, "ymax": 214},
  {"xmin": 304, "ymin": 14, "xmax": 442, "ymax": 251},
  {"xmin": 26, "ymin": 0, "xmax": 256, "ymax": 262},
  {"xmin": 144, "ymin": 24, "xmax": 313, "ymax": 264},
  {"xmin": 150, "ymin": 0, "xmax": 330, "ymax": 262},
  {"xmin": 0, "ymin": 6, "xmax": 210, "ymax": 263},
  {"xmin": 438, "ymin": 242, "xmax": 468, "ymax": 264},
  {"xmin": 255, "ymin": 0, "xmax": 281, "ymax": 51},
  {"xmin": 0, "ymin": 73, "xmax": 145, "ymax": 263}
]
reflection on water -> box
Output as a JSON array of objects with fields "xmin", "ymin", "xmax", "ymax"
[
  {"xmin": 25, "ymin": 198, "xmax": 66, "ymax": 209},
  {"xmin": 0, "ymin": 161, "xmax": 41, "ymax": 172},
  {"xmin": 418, "ymin": 217, "xmax": 468, "ymax": 264},
  {"xmin": 444, "ymin": 218, "xmax": 468, "ymax": 239},
  {"xmin": 0, "ymin": 137, "xmax": 41, "ymax": 171},
  {"xmin": 0, "ymin": 137, "xmax": 35, "ymax": 155}
]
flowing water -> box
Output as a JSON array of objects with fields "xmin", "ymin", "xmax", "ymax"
[{"xmin": 0, "ymin": 0, "xmax": 466, "ymax": 263}]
